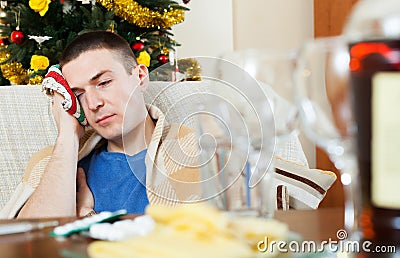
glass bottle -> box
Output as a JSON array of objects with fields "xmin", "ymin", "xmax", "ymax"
[{"xmin": 344, "ymin": 0, "xmax": 400, "ymax": 256}]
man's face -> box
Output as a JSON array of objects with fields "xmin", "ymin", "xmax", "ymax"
[{"xmin": 62, "ymin": 49, "xmax": 148, "ymax": 142}]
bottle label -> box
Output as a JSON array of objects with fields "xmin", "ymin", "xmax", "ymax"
[{"xmin": 372, "ymin": 72, "xmax": 400, "ymax": 209}]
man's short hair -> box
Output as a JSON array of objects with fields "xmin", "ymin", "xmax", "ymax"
[{"xmin": 60, "ymin": 31, "xmax": 138, "ymax": 74}]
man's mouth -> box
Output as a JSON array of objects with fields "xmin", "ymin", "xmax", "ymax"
[{"xmin": 96, "ymin": 114, "xmax": 115, "ymax": 125}]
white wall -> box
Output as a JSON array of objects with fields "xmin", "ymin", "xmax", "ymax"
[
  {"xmin": 232, "ymin": 0, "xmax": 315, "ymax": 166},
  {"xmin": 232, "ymin": 0, "xmax": 314, "ymax": 50},
  {"xmin": 173, "ymin": 0, "xmax": 316, "ymax": 167},
  {"xmin": 174, "ymin": 0, "xmax": 314, "ymax": 55},
  {"xmin": 173, "ymin": 0, "xmax": 234, "ymax": 58}
]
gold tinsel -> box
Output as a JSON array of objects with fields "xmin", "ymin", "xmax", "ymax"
[
  {"xmin": 96, "ymin": 0, "xmax": 185, "ymax": 28},
  {"xmin": 178, "ymin": 58, "xmax": 201, "ymax": 81},
  {"xmin": 0, "ymin": 49, "xmax": 10, "ymax": 63},
  {"xmin": 0, "ymin": 48, "xmax": 30, "ymax": 84},
  {"xmin": 1, "ymin": 62, "xmax": 28, "ymax": 85},
  {"xmin": 28, "ymin": 74, "xmax": 43, "ymax": 85}
]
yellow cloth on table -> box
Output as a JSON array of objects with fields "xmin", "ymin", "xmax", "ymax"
[{"xmin": 87, "ymin": 204, "xmax": 289, "ymax": 258}]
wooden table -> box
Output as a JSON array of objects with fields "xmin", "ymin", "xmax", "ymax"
[
  {"xmin": 0, "ymin": 207, "xmax": 344, "ymax": 258},
  {"xmin": 276, "ymin": 207, "xmax": 344, "ymax": 241}
]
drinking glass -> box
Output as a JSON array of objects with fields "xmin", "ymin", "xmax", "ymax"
[
  {"xmin": 195, "ymin": 92, "xmax": 262, "ymax": 215},
  {"xmin": 295, "ymin": 36, "xmax": 360, "ymax": 237}
]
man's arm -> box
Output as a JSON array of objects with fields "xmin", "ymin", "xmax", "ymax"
[
  {"xmin": 76, "ymin": 167, "xmax": 95, "ymax": 217},
  {"xmin": 18, "ymin": 93, "xmax": 84, "ymax": 218}
]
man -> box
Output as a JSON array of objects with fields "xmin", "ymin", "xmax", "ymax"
[{"xmin": 16, "ymin": 31, "xmax": 199, "ymax": 218}]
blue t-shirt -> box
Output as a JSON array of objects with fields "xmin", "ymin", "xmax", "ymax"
[{"xmin": 78, "ymin": 146, "xmax": 149, "ymax": 214}]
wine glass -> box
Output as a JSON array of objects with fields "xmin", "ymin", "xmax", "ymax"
[{"xmin": 295, "ymin": 36, "xmax": 360, "ymax": 237}]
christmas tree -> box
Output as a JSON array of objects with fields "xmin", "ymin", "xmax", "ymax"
[{"xmin": 0, "ymin": 0, "xmax": 192, "ymax": 85}]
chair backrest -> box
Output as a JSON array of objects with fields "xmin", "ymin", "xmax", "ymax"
[{"xmin": 0, "ymin": 81, "xmax": 308, "ymax": 209}]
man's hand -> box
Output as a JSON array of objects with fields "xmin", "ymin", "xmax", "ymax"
[
  {"xmin": 18, "ymin": 112, "xmax": 82, "ymax": 218},
  {"xmin": 52, "ymin": 92, "xmax": 85, "ymax": 140},
  {"xmin": 76, "ymin": 167, "xmax": 94, "ymax": 217}
]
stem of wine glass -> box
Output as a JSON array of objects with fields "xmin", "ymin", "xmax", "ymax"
[{"xmin": 329, "ymin": 145, "xmax": 361, "ymax": 240}]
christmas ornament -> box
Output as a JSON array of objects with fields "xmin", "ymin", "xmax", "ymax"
[
  {"xmin": 30, "ymin": 55, "xmax": 49, "ymax": 71},
  {"xmin": 29, "ymin": 0, "xmax": 51, "ymax": 16},
  {"xmin": 157, "ymin": 54, "xmax": 168, "ymax": 64},
  {"xmin": 131, "ymin": 40, "xmax": 145, "ymax": 52},
  {"xmin": 0, "ymin": 37, "xmax": 8, "ymax": 46},
  {"xmin": 169, "ymin": 49, "xmax": 181, "ymax": 82},
  {"xmin": 136, "ymin": 51, "xmax": 150, "ymax": 67},
  {"xmin": 0, "ymin": 7, "xmax": 9, "ymax": 39},
  {"xmin": 28, "ymin": 35, "xmax": 52, "ymax": 49},
  {"xmin": 11, "ymin": 11, "xmax": 24, "ymax": 44},
  {"xmin": 183, "ymin": 0, "xmax": 191, "ymax": 4},
  {"xmin": 11, "ymin": 30, "xmax": 24, "ymax": 44}
]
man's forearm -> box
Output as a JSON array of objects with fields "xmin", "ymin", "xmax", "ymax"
[{"xmin": 18, "ymin": 134, "xmax": 80, "ymax": 218}]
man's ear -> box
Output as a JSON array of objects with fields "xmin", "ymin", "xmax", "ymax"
[{"xmin": 134, "ymin": 64, "xmax": 149, "ymax": 92}]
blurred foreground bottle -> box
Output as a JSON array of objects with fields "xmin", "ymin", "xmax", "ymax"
[{"xmin": 344, "ymin": 0, "xmax": 400, "ymax": 256}]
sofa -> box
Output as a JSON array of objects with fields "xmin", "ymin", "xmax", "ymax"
[{"xmin": 0, "ymin": 81, "xmax": 335, "ymax": 217}]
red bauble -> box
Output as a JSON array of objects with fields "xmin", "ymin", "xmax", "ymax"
[
  {"xmin": 10, "ymin": 30, "xmax": 25, "ymax": 44},
  {"xmin": 131, "ymin": 40, "xmax": 145, "ymax": 52},
  {"xmin": 157, "ymin": 54, "xmax": 168, "ymax": 64},
  {"xmin": 0, "ymin": 38, "xmax": 9, "ymax": 46},
  {"xmin": 183, "ymin": 0, "xmax": 190, "ymax": 3}
]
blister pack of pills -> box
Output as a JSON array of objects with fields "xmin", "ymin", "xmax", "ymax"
[
  {"xmin": 50, "ymin": 209, "xmax": 127, "ymax": 237},
  {"xmin": 88, "ymin": 215, "xmax": 155, "ymax": 241}
]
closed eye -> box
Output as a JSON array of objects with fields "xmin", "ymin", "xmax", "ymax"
[
  {"xmin": 72, "ymin": 89, "xmax": 85, "ymax": 100},
  {"xmin": 97, "ymin": 79, "xmax": 112, "ymax": 88}
]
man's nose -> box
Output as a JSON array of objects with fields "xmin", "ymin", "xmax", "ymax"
[{"xmin": 85, "ymin": 90, "xmax": 104, "ymax": 111}]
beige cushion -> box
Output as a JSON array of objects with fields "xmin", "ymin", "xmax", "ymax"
[{"xmin": 0, "ymin": 86, "xmax": 57, "ymax": 208}]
